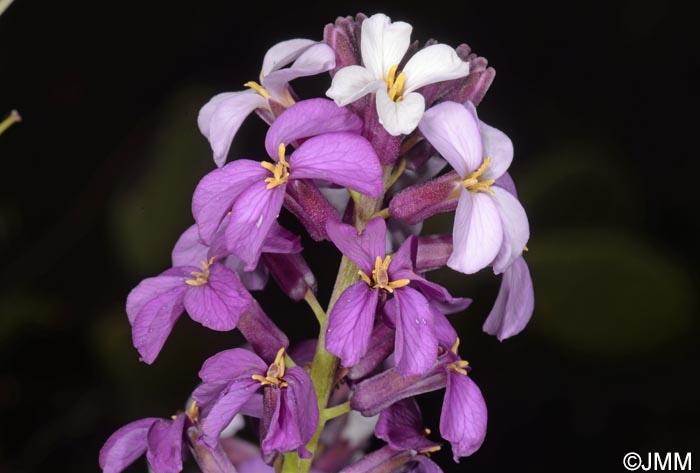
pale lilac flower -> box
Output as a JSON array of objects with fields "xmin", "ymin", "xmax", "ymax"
[
  {"xmin": 193, "ymin": 347, "xmax": 319, "ymax": 458},
  {"xmin": 192, "ymin": 98, "xmax": 382, "ymax": 268},
  {"xmin": 483, "ymin": 256, "xmax": 534, "ymax": 340},
  {"xmin": 419, "ymin": 100, "xmax": 529, "ymax": 274},
  {"xmin": 326, "ymin": 217, "xmax": 463, "ymax": 377},
  {"xmin": 199, "ymin": 39, "xmax": 336, "ymax": 166},
  {"xmin": 326, "ymin": 13, "xmax": 470, "ymax": 136}
]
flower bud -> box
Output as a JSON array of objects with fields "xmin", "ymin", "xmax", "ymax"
[
  {"xmin": 263, "ymin": 252, "xmax": 318, "ymax": 301},
  {"xmin": 389, "ymin": 171, "xmax": 461, "ymax": 225}
]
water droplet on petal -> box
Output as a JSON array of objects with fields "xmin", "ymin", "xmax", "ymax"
[
  {"xmin": 415, "ymin": 318, "xmax": 420, "ymax": 324},
  {"xmin": 256, "ymin": 214, "xmax": 264, "ymax": 228},
  {"xmin": 327, "ymin": 328, "xmax": 332, "ymax": 333},
  {"xmin": 421, "ymin": 318, "xmax": 427, "ymax": 324}
]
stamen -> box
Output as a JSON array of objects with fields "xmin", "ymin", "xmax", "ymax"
[
  {"xmin": 244, "ymin": 81, "xmax": 271, "ymax": 99},
  {"xmin": 0, "ymin": 110, "xmax": 21, "ymax": 136},
  {"xmin": 462, "ymin": 157, "xmax": 495, "ymax": 195},
  {"xmin": 185, "ymin": 257, "xmax": 215, "ymax": 286},
  {"xmin": 451, "ymin": 337, "xmax": 461, "ymax": 354},
  {"xmin": 252, "ymin": 348, "xmax": 289, "ymax": 388},
  {"xmin": 186, "ymin": 400, "xmax": 199, "ymax": 422},
  {"xmin": 261, "ymin": 143, "xmax": 291, "ymax": 189},
  {"xmin": 419, "ymin": 445, "xmax": 441, "ymax": 456},
  {"xmin": 358, "ymin": 254, "xmax": 411, "ymax": 293},
  {"xmin": 385, "ymin": 64, "xmax": 406, "ymax": 102},
  {"xmin": 447, "ymin": 359, "xmax": 470, "ymax": 376}
]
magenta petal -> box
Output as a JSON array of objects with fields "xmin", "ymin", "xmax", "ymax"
[
  {"xmin": 413, "ymin": 456, "xmax": 444, "ymax": 473},
  {"xmin": 393, "ymin": 287, "xmax": 438, "ymax": 377},
  {"xmin": 264, "ymin": 98, "xmax": 362, "ymax": 158},
  {"xmin": 432, "ymin": 306, "xmax": 458, "ymax": 349},
  {"xmin": 290, "ymin": 132, "xmax": 382, "ymax": 197},
  {"xmin": 483, "ymin": 257, "xmax": 534, "ymax": 341},
  {"xmin": 197, "ymin": 348, "xmax": 268, "ymax": 385},
  {"xmin": 99, "ymin": 418, "xmax": 158, "ymax": 473},
  {"xmin": 261, "ymin": 367, "xmax": 319, "ymax": 458},
  {"xmin": 192, "ymin": 160, "xmax": 268, "ymax": 244},
  {"xmin": 126, "ymin": 268, "xmax": 189, "ymax": 324},
  {"xmin": 326, "ymin": 217, "xmax": 386, "ymax": 273},
  {"xmin": 326, "ymin": 282, "xmax": 379, "ymax": 367},
  {"xmin": 224, "ymin": 254, "xmax": 270, "ymax": 291},
  {"xmin": 225, "ymin": 181, "xmax": 286, "ymax": 269},
  {"xmin": 338, "ymin": 446, "xmax": 410, "ymax": 473},
  {"xmin": 183, "ymin": 264, "xmax": 251, "ymax": 331},
  {"xmin": 199, "ymin": 378, "xmax": 262, "ymax": 449},
  {"xmin": 262, "ymin": 43, "xmax": 336, "ymax": 99},
  {"xmin": 375, "ymin": 398, "xmax": 439, "ymax": 452},
  {"xmin": 262, "ymin": 222, "xmax": 302, "ymax": 254},
  {"xmin": 198, "ymin": 91, "xmax": 268, "ymax": 167},
  {"xmin": 171, "ymin": 224, "xmax": 209, "ymax": 267},
  {"xmin": 440, "ymin": 372, "xmax": 487, "ymax": 461},
  {"xmin": 145, "ymin": 415, "xmax": 186, "ymax": 473},
  {"xmin": 389, "ymin": 234, "xmax": 417, "ymax": 275}
]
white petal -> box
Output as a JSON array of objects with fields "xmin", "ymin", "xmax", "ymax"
[
  {"xmin": 419, "ymin": 101, "xmax": 483, "ymax": 176},
  {"xmin": 261, "ymin": 39, "xmax": 315, "ymax": 77},
  {"xmin": 262, "ymin": 43, "xmax": 336, "ymax": 99},
  {"xmin": 480, "ymin": 118, "xmax": 514, "ymax": 181},
  {"xmin": 448, "ymin": 191, "xmax": 503, "ymax": 274},
  {"xmin": 361, "ymin": 13, "xmax": 412, "ymax": 79},
  {"xmin": 402, "ymin": 44, "xmax": 470, "ymax": 94},
  {"xmin": 326, "ymin": 65, "xmax": 383, "ymax": 106},
  {"xmin": 376, "ymin": 90, "xmax": 425, "ymax": 136},
  {"xmin": 491, "ymin": 186, "xmax": 529, "ymax": 273}
]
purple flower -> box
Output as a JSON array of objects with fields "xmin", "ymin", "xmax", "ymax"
[
  {"xmin": 199, "ymin": 39, "xmax": 336, "ymax": 166},
  {"xmin": 192, "ymin": 98, "xmax": 383, "ymax": 268},
  {"xmin": 418, "ymin": 101, "xmax": 530, "ymax": 274},
  {"xmin": 99, "ymin": 412, "xmax": 187, "ymax": 473},
  {"xmin": 483, "ymin": 256, "xmax": 535, "ymax": 340},
  {"xmin": 326, "ymin": 217, "xmax": 466, "ymax": 377},
  {"xmin": 126, "ymin": 259, "xmax": 252, "ymax": 364},
  {"xmin": 192, "ymin": 347, "xmax": 319, "ymax": 458}
]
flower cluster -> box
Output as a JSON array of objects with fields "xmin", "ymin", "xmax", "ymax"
[{"xmin": 101, "ymin": 12, "xmax": 534, "ymax": 473}]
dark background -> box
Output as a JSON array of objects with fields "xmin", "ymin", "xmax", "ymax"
[{"xmin": 1, "ymin": 0, "xmax": 697, "ymax": 472}]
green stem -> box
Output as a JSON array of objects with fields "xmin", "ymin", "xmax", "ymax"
[
  {"xmin": 304, "ymin": 289, "xmax": 326, "ymax": 324},
  {"xmin": 322, "ymin": 401, "xmax": 351, "ymax": 421}
]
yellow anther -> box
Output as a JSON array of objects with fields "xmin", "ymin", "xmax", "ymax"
[
  {"xmin": 186, "ymin": 400, "xmax": 199, "ymax": 422},
  {"xmin": 419, "ymin": 445, "xmax": 442, "ymax": 456},
  {"xmin": 252, "ymin": 348, "xmax": 289, "ymax": 388},
  {"xmin": 462, "ymin": 157, "xmax": 495, "ymax": 195},
  {"xmin": 385, "ymin": 64, "xmax": 406, "ymax": 102},
  {"xmin": 451, "ymin": 337, "xmax": 461, "ymax": 355},
  {"xmin": 244, "ymin": 81, "xmax": 271, "ymax": 99},
  {"xmin": 185, "ymin": 257, "xmax": 215, "ymax": 286},
  {"xmin": 447, "ymin": 359, "xmax": 470, "ymax": 376},
  {"xmin": 423, "ymin": 428, "xmax": 432, "ymax": 436},
  {"xmin": 358, "ymin": 254, "xmax": 411, "ymax": 293},
  {"xmin": 261, "ymin": 143, "xmax": 291, "ymax": 189}
]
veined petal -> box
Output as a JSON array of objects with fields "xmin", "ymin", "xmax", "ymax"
[
  {"xmin": 389, "ymin": 234, "xmax": 418, "ymax": 275},
  {"xmin": 183, "ymin": 264, "xmax": 252, "ymax": 331},
  {"xmin": 197, "ymin": 347, "xmax": 268, "ymax": 386},
  {"xmin": 261, "ymin": 38, "xmax": 316, "ymax": 77},
  {"xmin": 99, "ymin": 418, "xmax": 158, "ymax": 473},
  {"xmin": 393, "ymin": 287, "xmax": 438, "ymax": 377},
  {"xmin": 375, "ymin": 398, "xmax": 438, "ymax": 451},
  {"xmin": 199, "ymin": 378, "xmax": 262, "ymax": 448},
  {"xmin": 483, "ymin": 257, "xmax": 534, "ymax": 341},
  {"xmin": 262, "ymin": 222, "xmax": 302, "ymax": 254},
  {"xmin": 413, "ymin": 456, "xmax": 444, "ymax": 473},
  {"xmin": 376, "ymin": 89, "xmax": 425, "ymax": 136},
  {"xmin": 264, "ymin": 98, "xmax": 363, "ymax": 159},
  {"xmin": 290, "ymin": 132, "xmax": 382, "ymax": 197},
  {"xmin": 326, "ymin": 282, "xmax": 379, "ymax": 367},
  {"xmin": 192, "ymin": 160, "xmax": 268, "ymax": 244},
  {"xmin": 326, "ymin": 65, "xmax": 383, "ymax": 106},
  {"xmin": 440, "ymin": 372, "xmax": 487, "ymax": 461},
  {"xmin": 326, "ymin": 218, "xmax": 387, "ymax": 273},
  {"xmin": 419, "ymin": 101, "xmax": 482, "ymax": 177},
  {"xmin": 225, "ymin": 181, "xmax": 286, "ymax": 270},
  {"xmin": 448, "ymin": 191, "xmax": 503, "ymax": 275},
  {"xmin": 198, "ymin": 91, "xmax": 268, "ymax": 167},
  {"xmin": 432, "ymin": 306, "xmax": 458, "ymax": 349},
  {"xmin": 171, "ymin": 224, "xmax": 209, "ymax": 267},
  {"xmin": 402, "ymin": 44, "xmax": 470, "ymax": 94},
  {"xmin": 225, "ymin": 254, "xmax": 270, "ymax": 291},
  {"xmin": 126, "ymin": 269, "xmax": 189, "ymax": 324},
  {"xmin": 491, "ymin": 186, "xmax": 529, "ymax": 274},
  {"xmin": 263, "ymin": 43, "xmax": 336, "ymax": 99},
  {"xmin": 361, "ymin": 13, "xmax": 412, "ymax": 79},
  {"xmin": 145, "ymin": 415, "xmax": 185, "ymax": 473},
  {"xmin": 480, "ymin": 118, "xmax": 513, "ymax": 181}
]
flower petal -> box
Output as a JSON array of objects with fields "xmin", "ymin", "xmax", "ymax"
[
  {"xmin": 99, "ymin": 418, "xmax": 158, "ymax": 473},
  {"xmin": 432, "ymin": 306, "xmax": 458, "ymax": 349},
  {"xmin": 198, "ymin": 91, "xmax": 268, "ymax": 167},
  {"xmin": 224, "ymin": 254, "xmax": 269, "ymax": 291},
  {"xmin": 261, "ymin": 39, "xmax": 316, "ymax": 76},
  {"xmin": 483, "ymin": 257, "xmax": 534, "ymax": 341},
  {"xmin": 171, "ymin": 224, "xmax": 209, "ymax": 267},
  {"xmin": 418, "ymin": 101, "xmax": 482, "ymax": 177},
  {"xmin": 263, "ymin": 43, "xmax": 336, "ymax": 99},
  {"xmin": 376, "ymin": 89, "xmax": 425, "ymax": 136},
  {"xmin": 388, "ymin": 234, "xmax": 417, "ymax": 276},
  {"xmin": 338, "ymin": 446, "xmax": 410, "ymax": 473},
  {"xmin": 262, "ymin": 223, "xmax": 302, "ymax": 254},
  {"xmin": 491, "ymin": 186, "xmax": 529, "ymax": 274},
  {"xmin": 448, "ymin": 191, "xmax": 503, "ymax": 274},
  {"xmin": 393, "ymin": 287, "xmax": 438, "ymax": 377},
  {"xmin": 326, "ymin": 282, "xmax": 379, "ymax": 367},
  {"xmin": 402, "ymin": 44, "xmax": 470, "ymax": 94},
  {"xmin": 126, "ymin": 269, "xmax": 189, "ymax": 324},
  {"xmin": 360, "ymin": 13, "xmax": 412, "ymax": 78},
  {"xmin": 326, "ymin": 65, "xmax": 383, "ymax": 106},
  {"xmin": 145, "ymin": 415, "xmax": 185, "ymax": 473},
  {"xmin": 225, "ymin": 181, "xmax": 286, "ymax": 270},
  {"xmin": 326, "ymin": 217, "xmax": 386, "ymax": 273},
  {"xmin": 198, "ymin": 378, "xmax": 262, "ymax": 448},
  {"xmin": 183, "ymin": 263, "xmax": 252, "ymax": 331},
  {"xmin": 264, "ymin": 98, "xmax": 363, "ymax": 158},
  {"xmin": 375, "ymin": 398, "xmax": 438, "ymax": 451},
  {"xmin": 192, "ymin": 160, "xmax": 268, "ymax": 244},
  {"xmin": 480, "ymin": 118, "xmax": 513, "ymax": 181},
  {"xmin": 440, "ymin": 372, "xmax": 487, "ymax": 461},
  {"xmin": 290, "ymin": 132, "xmax": 382, "ymax": 197},
  {"xmin": 198, "ymin": 347, "xmax": 267, "ymax": 385}
]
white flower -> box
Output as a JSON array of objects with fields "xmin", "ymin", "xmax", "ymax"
[{"xmin": 326, "ymin": 13, "xmax": 470, "ymax": 136}]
